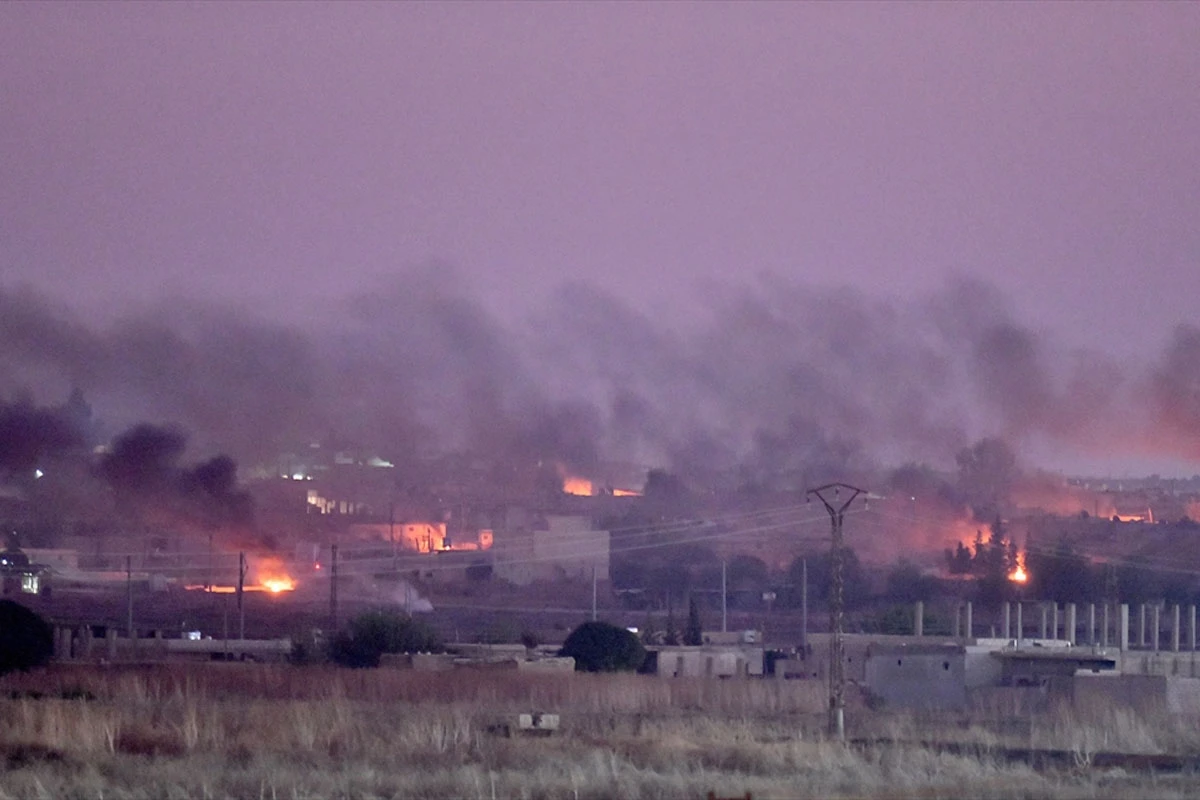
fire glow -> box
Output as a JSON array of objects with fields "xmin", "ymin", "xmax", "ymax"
[
  {"xmin": 561, "ymin": 477, "xmax": 643, "ymax": 497},
  {"xmin": 186, "ymin": 583, "xmax": 295, "ymax": 594},
  {"xmin": 1008, "ymin": 554, "xmax": 1028, "ymax": 584},
  {"xmin": 563, "ymin": 477, "xmax": 594, "ymax": 496},
  {"xmin": 261, "ymin": 576, "xmax": 295, "ymax": 593},
  {"xmin": 251, "ymin": 556, "xmax": 296, "ymax": 593},
  {"xmin": 185, "ymin": 555, "xmax": 297, "ymax": 594}
]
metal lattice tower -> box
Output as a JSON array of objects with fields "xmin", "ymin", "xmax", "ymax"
[{"xmin": 807, "ymin": 482, "xmax": 866, "ymax": 742}]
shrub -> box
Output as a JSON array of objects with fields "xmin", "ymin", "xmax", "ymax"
[
  {"xmin": 0, "ymin": 600, "xmax": 53, "ymax": 674},
  {"xmin": 330, "ymin": 609, "xmax": 443, "ymax": 668},
  {"xmin": 559, "ymin": 621, "xmax": 646, "ymax": 673},
  {"xmin": 288, "ymin": 628, "xmax": 327, "ymax": 665}
]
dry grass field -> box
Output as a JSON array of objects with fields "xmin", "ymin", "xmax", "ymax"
[{"xmin": 0, "ymin": 665, "xmax": 1197, "ymax": 799}]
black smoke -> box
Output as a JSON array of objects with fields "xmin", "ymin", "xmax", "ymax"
[
  {"xmin": 0, "ymin": 270, "xmax": 1193, "ymax": 496},
  {"xmin": 0, "ymin": 396, "xmax": 87, "ymax": 478},
  {"xmin": 98, "ymin": 423, "xmax": 254, "ymax": 530}
]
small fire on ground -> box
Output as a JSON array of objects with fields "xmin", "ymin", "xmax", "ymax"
[
  {"xmin": 185, "ymin": 556, "xmax": 297, "ymax": 594},
  {"xmin": 562, "ymin": 476, "xmax": 642, "ymax": 497},
  {"xmin": 1008, "ymin": 554, "xmax": 1029, "ymax": 584}
]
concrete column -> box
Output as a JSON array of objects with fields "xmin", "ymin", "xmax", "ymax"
[
  {"xmin": 1051, "ymin": 603, "xmax": 1060, "ymax": 640},
  {"xmin": 1040, "ymin": 605, "xmax": 1048, "ymax": 640},
  {"xmin": 1102, "ymin": 604, "xmax": 1110, "ymax": 648},
  {"xmin": 1066, "ymin": 603, "xmax": 1077, "ymax": 646},
  {"xmin": 914, "ymin": 601, "xmax": 924, "ymax": 637},
  {"xmin": 965, "ymin": 602, "xmax": 973, "ymax": 642},
  {"xmin": 1140, "ymin": 604, "xmax": 1147, "ymax": 648},
  {"xmin": 1173, "ymin": 605, "xmax": 1181, "ymax": 653},
  {"xmin": 105, "ymin": 628, "xmax": 118, "ymax": 661},
  {"xmin": 1002, "ymin": 602, "xmax": 1011, "ymax": 640},
  {"xmin": 79, "ymin": 625, "xmax": 93, "ymax": 659},
  {"xmin": 953, "ymin": 605, "xmax": 961, "ymax": 639},
  {"xmin": 1190, "ymin": 605, "xmax": 1196, "ymax": 651},
  {"xmin": 1119, "ymin": 604, "xmax": 1130, "ymax": 652},
  {"xmin": 1017, "ymin": 603, "xmax": 1024, "ymax": 644},
  {"xmin": 1088, "ymin": 603, "xmax": 1096, "ymax": 645},
  {"xmin": 1153, "ymin": 604, "xmax": 1161, "ymax": 652}
]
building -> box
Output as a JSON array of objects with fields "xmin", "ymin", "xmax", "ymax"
[
  {"xmin": 863, "ymin": 638, "xmax": 1117, "ymax": 711},
  {"xmin": 643, "ymin": 631, "xmax": 766, "ymax": 678},
  {"xmin": 0, "ymin": 547, "xmax": 51, "ymax": 597}
]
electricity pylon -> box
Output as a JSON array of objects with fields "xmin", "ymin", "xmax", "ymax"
[{"xmin": 807, "ymin": 482, "xmax": 866, "ymax": 742}]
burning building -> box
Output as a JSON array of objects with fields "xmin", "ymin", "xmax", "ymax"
[{"xmin": 347, "ymin": 521, "xmax": 493, "ymax": 553}]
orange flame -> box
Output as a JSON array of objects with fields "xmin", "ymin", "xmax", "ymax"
[
  {"xmin": 1008, "ymin": 553, "xmax": 1028, "ymax": 584},
  {"xmin": 262, "ymin": 576, "xmax": 295, "ymax": 593},
  {"xmin": 563, "ymin": 477, "xmax": 594, "ymax": 496},
  {"xmin": 253, "ymin": 556, "xmax": 296, "ymax": 593},
  {"xmin": 185, "ymin": 555, "xmax": 298, "ymax": 594}
]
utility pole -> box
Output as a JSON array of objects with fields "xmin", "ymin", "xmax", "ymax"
[
  {"xmin": 801, "ymin": 558, "xmax": 808, "ymax": 652},
  {"xmin": 237, "ymin": 552, "xmax": 246, "ymax": 640},
  {"xmin": 389, "ymin": 502, "xmax": 398, "ymax": 572},
  {"xmin": 721, "ymin": 560, "xmax": 728, "ymax": 634},
  {"xmin": 807, "ymin": 482, "xmax": 866, "ymax": 743},
  {"xmin": 330, "ymin": 544, "xmax": 339, "ymax": 631},
  {"xmin": 126, "ymin": 555, "xmax": 133, "ymax": 639}
]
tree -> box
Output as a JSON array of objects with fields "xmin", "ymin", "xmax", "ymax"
[
  {"xmin": 684, "ymin": 596, "xmax": 703, "ymax": 646},
  {"xmin": 559, "ymin": 621, "xmax": 646, "ymax": 673},
  {"xmin": 0, "ymin": 600, "xmax": 53, "ymax": 675},
  {"xmin": 663, "ymin": 597, "xmax": 679, "ymax": 646},
  {"xmin": 726, "ymin": 554, "xmax": 769, "ymax": 590},
  {"xmin": 784, "ymin": 547, "xmax": 869, "ymax": 610},
  {"xmin": 883, "ymin": 560, "xmax": 937, "ymax": 604},
  {"xmin": 1027, "ymin": 542, "xmax": 1098, "ymax": 602},
  {"xmin": 944, "ymin": 541, "xmax": 973, "ymax": 575},
  {"xmin": 649, "ymin": 562, "xmax": 691, "ymax": 610},
  {"xmin": 329, "ymin": 609, "xmax": 442, "ymax": 668}
]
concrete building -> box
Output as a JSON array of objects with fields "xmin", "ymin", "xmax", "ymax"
[
  {"xmin": 863, "ymin": 638, "xmax": 1117, "ymax": 711},
  {"xmin": 1072, "ymin": 673, "xmax": 1200, "ymax": 715},
  {"xmin": 0, "ymin": 547, "xmax": 51, "ymax": 596},
  {"xmin": 644, "ymin": 644, "xmax": 765, "ymax": 678}
]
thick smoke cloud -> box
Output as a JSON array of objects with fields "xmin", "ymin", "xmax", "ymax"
[
  {"xmin": 0, "ymin": 398, "xmax": 86, "ymax": 477},
  {"xmin": 0, "ymin": 271, "xmax": 1193, "ymax": 491},
  {"xmin": 97, "ymin": 423, "xmax": 257, "ymax": 545}
]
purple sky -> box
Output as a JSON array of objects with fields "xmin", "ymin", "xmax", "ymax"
[{"xmin": 2, "ymin": 2, "xmax": 1199, "ymax": 476}]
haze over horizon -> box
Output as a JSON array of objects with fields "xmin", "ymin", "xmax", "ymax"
[{"xmin": 2, "ymin": 2, "xmax": 1199, "ymax": 481}]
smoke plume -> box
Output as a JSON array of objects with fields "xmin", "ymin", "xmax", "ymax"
[{"xmin": 0, "ymin": 270, "xmax": 1195, "ymax": 494}]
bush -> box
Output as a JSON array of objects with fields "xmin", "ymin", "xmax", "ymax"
[
  {"xmin": 0, "ymin": 600, "xmax": 53, "ymax": 674},
  {"xmin": 559, "ymin": 621, "xmax": 646, "ymax": 673},
  {"xmin": 329, "ymin": 609, "xmax": 443, "ymax": 668},
  {"xmin": 288, "ymin": 628, "xmax": 327, "ymax": 665}
]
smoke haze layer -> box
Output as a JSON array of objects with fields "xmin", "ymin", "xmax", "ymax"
[{"xmin": 0, "ymin": 271, "xmax": 1193, "ymax": 483}]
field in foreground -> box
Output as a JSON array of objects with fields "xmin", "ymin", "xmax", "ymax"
[{"xmin": 0, "ymin": 665, "xmax": 1199, "ymax": 799}]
